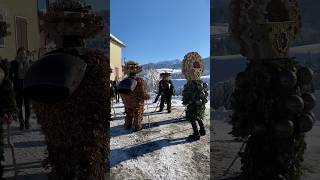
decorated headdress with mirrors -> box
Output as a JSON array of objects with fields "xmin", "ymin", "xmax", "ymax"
[
  {"xmin": 230, "ymin": 0, "xmax": 301, "ymax": 61},
  {"xmin": 182, "ymin": 52, "xmax": 204, "ymax": 80}
]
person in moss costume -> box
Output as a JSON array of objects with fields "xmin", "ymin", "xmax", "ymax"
[
  {"xmin": 119, "ymin": 61, "xmax": 150, "ymax": 131},
  {"xmin": 182, "ymin": 52, "xmax": 208, "ymax": 141},
  {"xmin": 24, "ymin": 1, "xmax": 110, "ymax": 179},
  {"xmin": 229, "ymin": 0, "xmax": 316, "ymax": 179}
]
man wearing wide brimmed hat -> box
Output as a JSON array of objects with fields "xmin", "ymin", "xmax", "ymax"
[
  {"xmin": 119, "ymin": 61, "xmax": 149, "ymax": 131},
  {"xmin": 153, "ymin": 72, "xmax": 174, "ymax": 113}
]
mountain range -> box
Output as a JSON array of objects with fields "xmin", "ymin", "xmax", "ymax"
[{"xmin": 141, "ymin": 58, "xmax": 210, "ymax": 76}]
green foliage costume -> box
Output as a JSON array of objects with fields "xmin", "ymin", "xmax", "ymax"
[
  {"xmin": 229, "ymin": 0, "xmax": 316, "ymax": 179},
  {"xmin": 182, "ymin": 52, "xmax": 208, "ymax": 141}
]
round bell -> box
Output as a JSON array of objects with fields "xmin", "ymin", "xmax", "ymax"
[
  {"xmin": 0, "ymin": 66, "xmax": 4, "ymax": 85},
  {"xmin": 279, "ymin": 70, "xmax": 297, "ymax": 88},
  {"xmin": 286, "ymin": 95, "xmax": 304, "ymax": 112},
  {"xmin": 307, "ymin": 111, "xmax": 316, "ymax": 122},
  {"xmin": 235, "ymin": 72, "xmax": 248, "ymax": 88},
  {"xmin": 298, "ymin": 114, "xmax": 314, "ymax": 133},
  {"xmin": 297, "ymin": 67, "xmax": 314, "ymax": 85},
  {"xmin": 253, "ymin": 124, "xmax": 267, "ymax": 135},
  {"xmin": 274, "ymin": 120, "xmax": 294, "ymax": 138},
  {"xmin": 24, "ymin": 52, "xmax": 87, "ymax": 104},
  {"xmin": 301, "ymin": 93, "xmax": 316, "ymax": 111}
]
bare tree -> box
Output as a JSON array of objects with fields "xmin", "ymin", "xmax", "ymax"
[{"xmin": 144, "ymin": 68, "xmax": 160, "ymax": 93}]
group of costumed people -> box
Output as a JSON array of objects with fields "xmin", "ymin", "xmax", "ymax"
[{"xmin": 117, "ymin": 52, "xmax": 208, "ymax": 141}]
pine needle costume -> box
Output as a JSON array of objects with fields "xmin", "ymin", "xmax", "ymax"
[
  {"xmin": 0, "ymin": 22, "xmax": 17, "ymax": 178},
  {"xmin": 182, "ymin": 52, "xmax": 208, "ymax": 141},
  {"xmin": 229, "ymin": 0, "xmax": 316, "ymax": 179},
  {"xmin": 118, "ymin": 61, "xmax": 149, "ymax": 131},
  {"xmin": 154, "ymin": 72, "xmax": 174, "ymax": 113},
  {"xmin": 23, "ymin": 1, "xmax": 110, "ymax": 179}
]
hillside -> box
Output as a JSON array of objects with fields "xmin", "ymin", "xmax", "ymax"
[{"xmin": 141, "ymin": 58, "xmax": 210, "ymax": 76}]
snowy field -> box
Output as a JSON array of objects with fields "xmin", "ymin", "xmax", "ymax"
[
  {"xmin": 110, "ymin": 95, "xmax": 210, "ymax": 180},
  {"xmin": 211, "ymin": 90, "xmax": 320, "ymax": 180}
]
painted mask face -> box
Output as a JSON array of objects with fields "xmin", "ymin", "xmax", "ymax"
[{"xmin": 182, "ymin": 52, "xmax": 204, "ymax": 80}]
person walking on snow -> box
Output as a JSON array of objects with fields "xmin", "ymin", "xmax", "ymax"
[
  {"xmin": 10, "ymin": 47, "xmax": 31, "ymax": 130},
  {"xmin": 153, "ymin": 72, "xmax": 174, "ymax": 113}
]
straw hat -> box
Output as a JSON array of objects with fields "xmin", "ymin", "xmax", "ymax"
[
  {"xmin": 123, "ymin": 61, "xmax": 143, "ymax": 75},
  {"xmin": 160, "ymin": 72, "xmax": 171, "ymax": 77}
]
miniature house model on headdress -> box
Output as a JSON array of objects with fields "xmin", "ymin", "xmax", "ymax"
[
  {"xmin": 123, "ymin": 61, "xmax": 143, "ymax": 75},
  {"xmin": 182, "ymin": 52, "xmax": 204, "ymax": 81},
  {"xmin": 40, "ymin": 0, "xmax": 103, "ymax": 48}
]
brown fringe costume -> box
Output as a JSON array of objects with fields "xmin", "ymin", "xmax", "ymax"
[
  {"xmin": 33, "ymin": 48, "xmax": 110, "ymax": 180},
  {"xmin": 120, "ymin": 77, "xmax": 149, "ymax": 130}
]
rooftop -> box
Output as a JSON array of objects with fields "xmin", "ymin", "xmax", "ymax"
[{"xmin": 110, "ymin": 33, "xmax": 126, "ymax": 47}]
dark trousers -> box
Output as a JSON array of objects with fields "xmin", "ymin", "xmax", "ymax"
[
  {"xmin": 16, "ymin": 91, "xmax": 30, "ymax": 125},
  {"xmin": 115, "ymin": 92, "xmax": 120, "ymax": 102},
  {"xmin": 159, "ymin": 94, "xmax": 172, "ymax": 111},
  {"xmin": 14, "ymin": 79, "xmax": 31, "ymax": 126},
  {"xmin": 190, "ymin": 120, "xmax": 205, "ymax": 135}
]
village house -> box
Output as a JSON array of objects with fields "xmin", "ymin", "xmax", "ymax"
[
  {"xmin": 0, "ymin": 0, "xmax": 40, "ymax": 61},
  {"xmin": 110, "ymin": 33, "xmax": 125, "ymax": 81}
]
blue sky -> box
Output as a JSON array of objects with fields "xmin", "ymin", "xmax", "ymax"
[{"xmin": 111, "ymin": 0, "xmax": 210, "ymax": 64}]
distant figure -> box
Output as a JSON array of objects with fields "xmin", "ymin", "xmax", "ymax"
[
  {"xmin": 153, "ymin": 72, "xmax": 174, "ymax": 113},
  {"xmin": 110, "ymin": 81, "xmax": 116, "ymax": 102},
  {"xmin": 10, "ymin": 47, "xmax": 31, "ymax": 130},
  {"xmin": 118, "ymin": 61, "xmax": 149, "ymax": 131},
  {"xmin": 113, "ymin": 80, "xmax": 120, "ymax": 103}
]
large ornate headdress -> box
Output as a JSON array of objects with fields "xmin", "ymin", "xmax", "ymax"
[
  {"xmin": 182, "ymin": 52, "xmax": 204, "ymax": 81},
  {"xmin": 40, "ymin": 0, "xmax": 103, "ymax": 47},
  {"xmin": 123, "ymin": 61, "xmax": 143, "ymax": 75},
  {"xmin": 230, "ymin": 0, "xmax": 301, "ymax": 61}
]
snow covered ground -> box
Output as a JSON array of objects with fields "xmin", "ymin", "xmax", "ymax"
[{"xmin": 110, "ymin": 95, "xmax": 210, "ymax": 180}]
